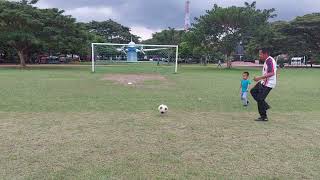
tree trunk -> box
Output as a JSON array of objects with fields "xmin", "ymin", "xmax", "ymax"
[
  {"xmin": 204, "ymin": 55, "xmax": 208, "ymax": 66},
  {"xmin": 17, "ymin": 50, "xmax": 26, "ymax": 68},
  {"xmin": 24, "ymin": 53, "xmax": 29, "ymax": 64},
  {"xmin": 227, "ymin": 61, "xmax": 232, "ymax": 68},
  {"xmin": 225, "ymin": 54, "xmax": 232, "ymax": 69}
]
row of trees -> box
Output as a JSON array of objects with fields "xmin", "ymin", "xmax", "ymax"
[
  {"xmin": 144, "ymin": 2, "xmax": 320, "ymax": 65},
  {"xmin": 0, "ymin": 0, "xmax": 319, "ymax": 66},
  {"xmin": 0, "ymin": 0, "xmax": 139, "ymax": 67}
]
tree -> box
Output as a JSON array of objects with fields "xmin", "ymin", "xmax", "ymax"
[
  {"xmin": 181, "ymin": 29, "xmax": 220, "ymax": 64},
  {"xmin": 0, "ymin": 0, "xmax": 90, "ymax": 66},
  {"xmin": 143, "ymin": 28, "xmax": 185, "ymax": 45},
  {"xmin": 280, "ymin": 13, "xmax": 320, "ymax": 62},
  {"xmin": 0, "ymin": 1, "xmax": 42, "ymax": 66},
  {"xmin": 245, "ymin": 22, "xmax": 283, "ymax": 59},
  {"xmin": 39, "ymin": 8, "xmax": 91, "ymax": 57},
  {"xmin": 86, "ymin": 20, "xmax": 139, "ymax": 43},
  {"xmin": 247, "ymin": 13, "xmax": 320, "ymax": 65},
  {"xmin": 248, "ymin": 13, "xmax": 320, "ymax": 65},
  {"xmin": 20, "ymin": 0, "xmax": 39, "ymax": 5},
  {"xmin": 185, "ymin": 2, "xmax": 276, "ymax": 68}
]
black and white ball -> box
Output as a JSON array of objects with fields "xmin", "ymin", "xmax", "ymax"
[{"xmin": 158, "ymin": 104, "xmax": 168, "ymax": 114}]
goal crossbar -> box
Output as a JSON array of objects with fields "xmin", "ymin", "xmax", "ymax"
[
  {"xmin": 91, "ymin": 43, "xmax": 179, "ymax": 73},
  {"xmin": 92, "ymin": 43, "xmax": 178, "ymax": 48}
]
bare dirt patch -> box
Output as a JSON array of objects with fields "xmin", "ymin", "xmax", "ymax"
[{"xmin": 102, "ymin": 73, "xmax": 167, "ymax": 86}]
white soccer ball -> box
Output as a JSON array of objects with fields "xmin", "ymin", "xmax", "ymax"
[{"xmin": 158, "ymin": 104, "xmax": 168, "ymax": 114}]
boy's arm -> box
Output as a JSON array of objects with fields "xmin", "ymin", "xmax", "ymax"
[{"xmin": 247, "ymin": 81, "xmax": 251, "ymax": 91}]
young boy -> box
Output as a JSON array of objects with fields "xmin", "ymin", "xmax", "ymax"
[{"xmin": 240, "ymin": 72, "xmax": 251, "ymax": 107}]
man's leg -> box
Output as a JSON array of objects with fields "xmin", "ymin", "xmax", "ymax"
[
  {"xmin": 251, "ymin": 83, "xmax": 264, "ymax": 117},
  {"xmin": 250, "ymin": 83, "xmax": 259, "ymax": 101},
  {"xmin": 250, "ymin": 83, "xmax": 261, "ymax": 102},
  {"xmin": 257, "ymin": 100, "xmax": 267, "ymax": 118},
  {"xmin": 264, "ymin": 101, "xmax": 270, "ymax": 110},
  {"xmin": 257, "ymin": 86, "xmax": 272, "ymax": 118},
  {"xmin": 251, "ymin": 83, "xmax": 272, "ymax": 119}
]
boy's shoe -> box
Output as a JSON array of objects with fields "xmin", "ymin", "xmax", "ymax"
[{"xmin": 255, "ymin": 117, "xmax": 269, "ymax": 121}]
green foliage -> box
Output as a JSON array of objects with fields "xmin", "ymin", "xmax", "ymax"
[
  {"xmin": 0, "ymin": 0, "xmax": 90, "ymax": 66},
  {"xmin": 20, "ymin": 0, "xmax": 39, "ymax": 5},
  {"xmin": 246, "ymin": 22, "xmax": 281, "ymax": 58},
  {"xmin": 248, "ymin": 13, "xmax": 320, "ymax": 61},
  {"xmin": 0, "ymin": 0, "xmax": 319, "ymax": 66},
  {"xmin": 39, "ymin": 8, "xmax": 91, "ymax": 56},
  {"xmin": 86, "ymin": 20, "xmax": 140, "ymax": 43},
  {"xmin": 143, "ymin": 27, "xmax": 185, "ymax": 45},
  {"xmin": 183, "ymin": 1, "xmax": 276, "ymax": 66},
  {"xmin": 282, "ymin": 13, "xmax": 320, "ymax": 57}
]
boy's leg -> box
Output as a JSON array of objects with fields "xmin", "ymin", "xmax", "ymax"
[
  {"xmin": 246, "ymin": 92, "xmax": 249, "ymax": 105},
  {"xmin": 242, "ymin": 92, "xmax": 248, "ymax": 106},
  {"xmin": 241, "ymin": 92, "xmax": 244, "ymax": 104}
]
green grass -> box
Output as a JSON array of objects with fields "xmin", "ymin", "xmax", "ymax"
[{"xmin": 0, "ymin": 64, "xmax": 319, "ymax": 179}]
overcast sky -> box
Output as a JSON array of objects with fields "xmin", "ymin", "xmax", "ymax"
[{"xmin": 36, "ymin": 0, "xmax": 320, "ymax": 40}]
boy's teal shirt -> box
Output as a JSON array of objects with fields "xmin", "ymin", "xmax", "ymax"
[{"xmin": 241, "ymin": 79, "xmax": 251, "ymax": 92}]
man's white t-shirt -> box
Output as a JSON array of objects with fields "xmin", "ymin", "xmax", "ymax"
[{"xmin": 261, "ymin": 56, "xmax": 277, "ymax": 88}]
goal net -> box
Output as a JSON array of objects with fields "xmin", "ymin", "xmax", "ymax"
[{"xmin": 91, "ymin": 43, "xmax": 179, "ymax": 73}]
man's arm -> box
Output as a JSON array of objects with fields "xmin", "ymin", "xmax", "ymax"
[
  {"xmin": 254, "ymin": 72, "xmax": 275, "ymax": 82},
  {"xmin": 254, "ymin": 59, "xmax": 275, "ymax": 82}
]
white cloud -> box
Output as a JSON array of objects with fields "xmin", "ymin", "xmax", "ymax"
[
  {"xmin": 131, "ymin": 26, "xmax": 160, "ymax": 40},
  {"xmin": 65, "ymin": 6, "xmax": 117, "ymax": 22},
  {"xmin": 35, "ymin": 1, "xmax": 52, "ymax": 9},
  {"xmin": 28, "ymin": 0, "xmax": 320, "ymax": 40}
]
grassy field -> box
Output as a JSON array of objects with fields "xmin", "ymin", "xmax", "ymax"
[{"xmin": 0, "ymin": 64, "xmax": 319, "ymax": 179}]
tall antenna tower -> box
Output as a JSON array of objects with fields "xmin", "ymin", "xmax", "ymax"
[{"xmin": 184, "ymin": 0, "xmax": 191, "ymax": 31}]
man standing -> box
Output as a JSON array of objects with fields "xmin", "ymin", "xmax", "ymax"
[
  {"xmin": 250, "ymin": 49, "xmax": 277, "ymax": 121},
  {"xmin": 217, "ymin": 60, "xmax": 222, "ymax": 68}
]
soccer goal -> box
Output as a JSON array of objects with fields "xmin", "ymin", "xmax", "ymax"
[{"xmin": 91, "ymin": 42, "xmax": 179, "ymax": 73}]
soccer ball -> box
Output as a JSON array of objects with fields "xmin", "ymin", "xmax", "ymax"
[{"xmin": 158, "ymin": 104, "xmax": 168, "ymax": 114}]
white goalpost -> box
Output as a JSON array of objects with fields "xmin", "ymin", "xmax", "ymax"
[{"xmin": 91, "ymin": 43, "xmax": 179, "ymax": 73}]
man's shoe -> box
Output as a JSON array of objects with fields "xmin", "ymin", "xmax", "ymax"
[{"xmin": 255, "ymin": 117, "xmax": 269, "ymax": 121}]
